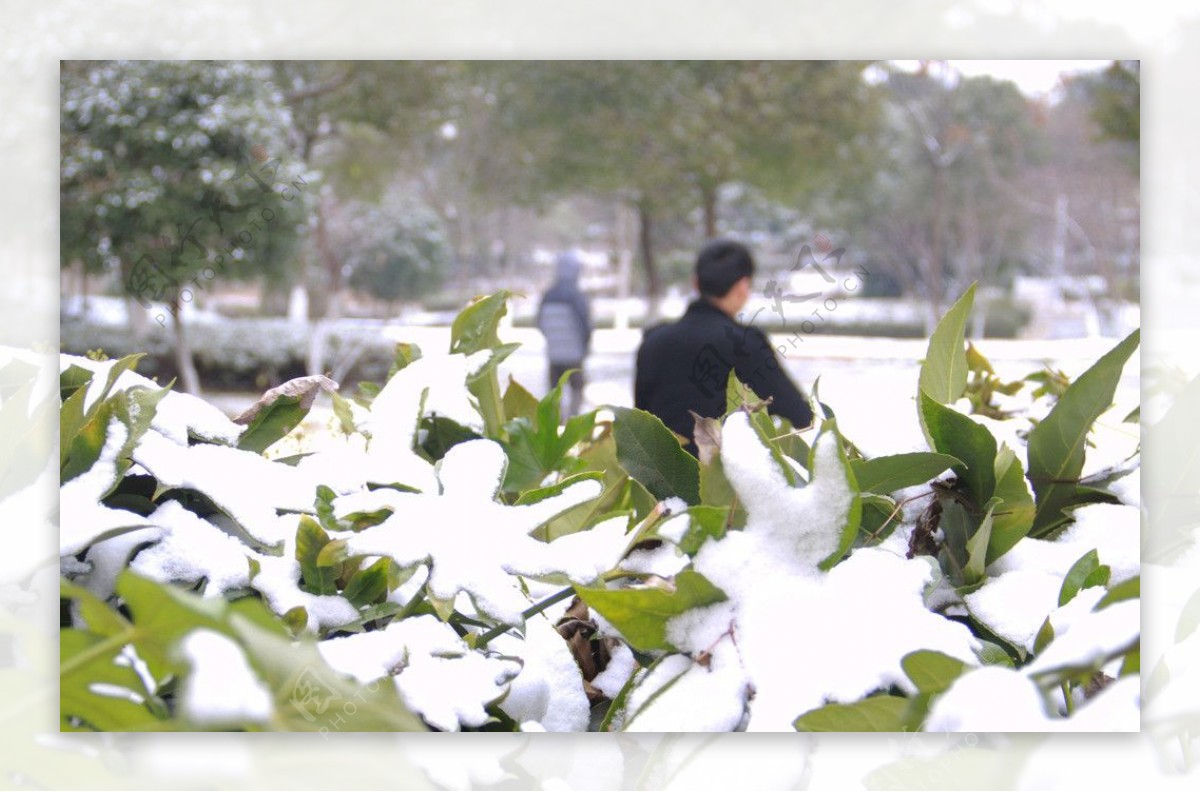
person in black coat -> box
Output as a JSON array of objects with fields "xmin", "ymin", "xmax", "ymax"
[{"xmin": 634, "ymin": 239, "xmax": 814, "ymax": 454}]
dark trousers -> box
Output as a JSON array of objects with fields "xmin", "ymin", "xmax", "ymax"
[{"xmin": 549, "ymin": 362, "xmax": 585, "ymax": 418}]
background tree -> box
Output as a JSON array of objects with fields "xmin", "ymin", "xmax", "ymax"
[
  {"xmin": 61, "ymin": 60, "xmax": 308, "ymax": 394},
  {"xmin": 847, "ymin": 63, "xmax": 1039, "ymax": 332}
]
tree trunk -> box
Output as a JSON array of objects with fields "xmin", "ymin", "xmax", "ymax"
[
  {"xmin": 309, "ymin": 197, "xmax": 342, "ymax": 377},
  {"xmin": 637, "ymin": 200, "xmax": 661, "ymax": 321},
  {"xmin": 169, "ymin": 299, "xmax": 202, "ymax": 395},
  {"xmin": 701, "ymin": 184, "xmax": 718, "ymax": 239},
  {"xmin": 77, "ymin": 258, "xmax": 89, "ymax": 312},
  {"xmin": 315, "ymin": 196, "xmax": 342, "ymax": 322},
  {"xmin": 928, "ymin": 164, "xmax": 947, "ymax": 325}
]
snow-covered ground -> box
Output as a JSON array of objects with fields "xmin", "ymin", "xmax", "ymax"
[{"xmin": 210, "ymin": 327, "xmax": 1139, "ymax": 470}]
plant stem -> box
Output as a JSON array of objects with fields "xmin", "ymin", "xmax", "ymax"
[
  {"xmin": 475, "ymin": 586, "xmax": 576, "ymax": 648},
  {"xmin": 1061, "ymin": 681, "xmax": 1075, "ymax": 716}
]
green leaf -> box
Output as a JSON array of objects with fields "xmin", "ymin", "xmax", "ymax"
[
  {"xmin": 919, "ymin": 283, "xmax": 976, "ymax": 405},
  {"xmin": 60, "ymin": 394, "xmax": 119, "ymax": 484},
  {"xmin": 515, "ymin": 471, "xmax": 605, "ymax": 508},
  {"xmin": 598, "ymin": 661, "xmax": 645, "ymax": 732},
  {"xmin": 420, "ymin": 415, "xmax": 482, "ymax": 462},
  {"xmin": 342, "ymin": 557, "xmax": 392, "ymax": 607},
  {"xmin": 1081, "ymin": 565, "xmax": 1111, "ymax": 591},
  {"xmin": 963, "ymin": 499, "xmax": 999, "ymax": 586},
  {"xmin": 815, "ymin": 419, "xmax": 863, "ymax": 571},
  {"xmin": 59, "ymin": 382, "xmax": 90, "ymax": 470},
  {"xmin": 388, "ymin": 342, "xmax": 422, "ymax": 378},
  {"xmin": 674, "ymin": 505, "xmax": 729, "ymax": 556},
  {"xmin": 901, "ymin": 650, "xmax": 969, "ymax": 695},
  {"xmin": 610, "ymin": 406, "xmax": 700, "ymax": 505},
  {"xmin": 540, "ymin": 433, "xmax": 632, "ymax": 540},
  {"xmin": 794, "ymin": 695, "xmax": 911, "ymax": 732},
  {"xmin": 112, "ymin": 572, "xmax": 240, "ymax": 681},
  {"xmin": 986, "ymin": 446, "xmax": 1037, "ymax": 565},
  {"xmin": 60, "ymin": 630, "xmax": 160, "ymax": 731},
  {"xmin": 60, "ymin": 362, "xmax": 95, "ymax": 400},
  {"xmin": 61, "ymin": 385, "xmax": 170, "ymax": 486},
  {"xmin": 225, "ymin": 612, "xmax": 426, "ymax": 731},
  {"xmin": 725, "ymin": 371, "xmax": 763, "ymax": 414},
  {"xmin": 295, "ymin": 516, "xmax": 338, "ymax": 596},
  {"xmin": 698, "ymin": 453, "xmax": 743, "ymax": 527},
  {"xmin": 1095, "ymin": 576, "xmax": 1139, "ymax": 610},
  {"xmin": 60, "ymin": 578, "xmax": 131, "ymax": 638},
  {"xmin": 316, "ymin": 538, "xmax": 350, "ymax": 568},
  {"xmin": 974, "ymin": 640, "xmax": 1016, "ymax": 668},
  {"xmin": 97, "ymin": 572, "xmax": 425, "ymax": 731},
  {"xmin": 1033, "ymin": 617, "xmax": 1055, "ymax": 656},
  {"xmin": 850, "ymin": 452, "xmax": 962, "ymax": 495},
  {"xmin": 1119, "ymin": 645, "xmax": 1140, "ymax": 676},
  {"xmin": 331, "ymin": 391, "xmax": 357, "ymax": 435},
  {"xmin": 1071, "ymin": 485, "xmax": 1122, "ymax": 507},
  {"xmin": 919, "ymin": 391, "xmax": 998, "ymax": 505},
  {"xmin": 355, "ymin": 380, "xmax": 381, "ymax": 408},
  {"xmin": 282, "ymin": 606, "xmax": 309, "ymax": 636},
  {"xmin": 1026, "ymin": 329, "xmax": 1140, "ymax": 536},
  {"xmin": 450, "ymin": 291, "xmax": 510, "ymax": 355},
  {"xmin": 450, "ymin": 292, "xmax": 511, "ymax": 436},
  {"xmin": 234, "ymin": 375, "xmax": 337, "ymax": 454},
  {"xmin": 97, "ymin": 354, "xmax": 146, "ymax": 404},
  {"xmin": 936, "ymin": 499, "xmax": 975, "ymax": 586},
  {"xmin": 502, "ymin": 376, "xmax": 540, "ymax": 423},
  {"xmin": 574, "ymin": 569, "xmax": 726, "ymax": 652},
  {"xmin": 1059, "ymin": 549, "xmax": 1102, "ymax": 606},
  {"xmin": 857, "ymin": 494, "xmax": 898, "ymax": 545},
  {"xmin": 501, "ymin": 374, "xmax": 595, "ymax": 493}
]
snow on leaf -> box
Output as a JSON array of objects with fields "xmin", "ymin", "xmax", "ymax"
[
  {"xmin": 59, "ymin": 353, "xmax": 242, "ymax": 445},
  {"xmin": 60, "ymin": 417, "xmax": 153, "ymax": 556},
  {"xmin": 232, "ymin": 375, "xmax": 339, "ymax": 424},
  {"xmin": 178, "ymin": 629, "xmax": 273, "ymax": 727},
  {"xmin": 127, "ymin": 500, "xmax": 257, "ymax": 597},
  {"xmin": 634, "ymin": 413, "xmax": 980, "ymax": 731},
  {"xmin": 132, "ymin": 428, "xmax": 319, "ymax": 547},
  {"xmin": 492, "ymin": 613, "xmax": 590, "ymax": 732},
  {"xmin": 233, "ymin": 374, "xmax": 338, "ymax": 454},
  {"xmin": 332, "ymin": 438, "xmax": 602, "ymax": 625},
  {"xmin": 714, "ymin": 411, "xmax": 854, "ymax": 578},
  {"xmin": 250, "ymin": 550, "xmax": 360, "ymax": 634},
  {"xmin": 621, "ymin": 639, "xmax": 750, "ymax": 732},
  {"xmin": 359, "ymin": 351, "xmax": 490, "ymax": 491},
  {"xmin": 317, "ymin": 614, "xmax": 521, "ymax": 732},
  {"xmin": 1023, "ymin": 599, "xmax": 1139, "ymax": 677},
  {"xmin": 924, "ymin": 666, "xmax": 1055, "ymax": 731}
]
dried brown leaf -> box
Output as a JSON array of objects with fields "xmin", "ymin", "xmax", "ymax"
[{"xmin": 233, "ymin": 375, "xmax": 339, "ymax": 425}]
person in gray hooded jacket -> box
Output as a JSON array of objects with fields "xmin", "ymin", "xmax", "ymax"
[{"xmin": 536, "ymin": 251, "xmax": 592, "ymax": 417}]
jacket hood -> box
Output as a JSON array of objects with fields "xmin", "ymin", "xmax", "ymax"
[{"xmin": 555, "ymin": 251, "xmax": 583, "ymax": 283}]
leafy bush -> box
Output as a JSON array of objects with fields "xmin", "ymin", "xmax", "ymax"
[{"xmin": 59, "ymin": 287, "xmax": 1140, "ymax": 732}]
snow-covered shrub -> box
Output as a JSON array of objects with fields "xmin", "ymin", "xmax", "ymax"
[
  {"xmin": 60, "ymin": 315, "xmax": 399, "ymax": 389},
  {"xmin": 59, "ymin": 287, "xmax": 1141, "ymax": 732}
]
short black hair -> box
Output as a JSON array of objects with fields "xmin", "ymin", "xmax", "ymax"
[{"xmin": 695, "ymin": 239, "xmax": 755, "ymax": 298}]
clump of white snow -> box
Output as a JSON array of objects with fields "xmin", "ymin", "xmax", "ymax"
[
  {"xmin": 331, "ymin": 438, "xmax": 602, "ymax": 625},
  {"xmin": 60, "ymin": 417, "xmax": 151, "ymax": 556},
  {"xmin": 178, "ymin": 629, "xmax": 273, "ymax": 727},
  {"xmin": 924, "ymin": 666, "xmax": 1055, "ymax": 731},
  {"xmin": 493, "ymin": 614, "xmax": 590, "ymax": 732},
  {"xmin": 317, "ymin": 614, "xmax": 521, "ymax": 732}
]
